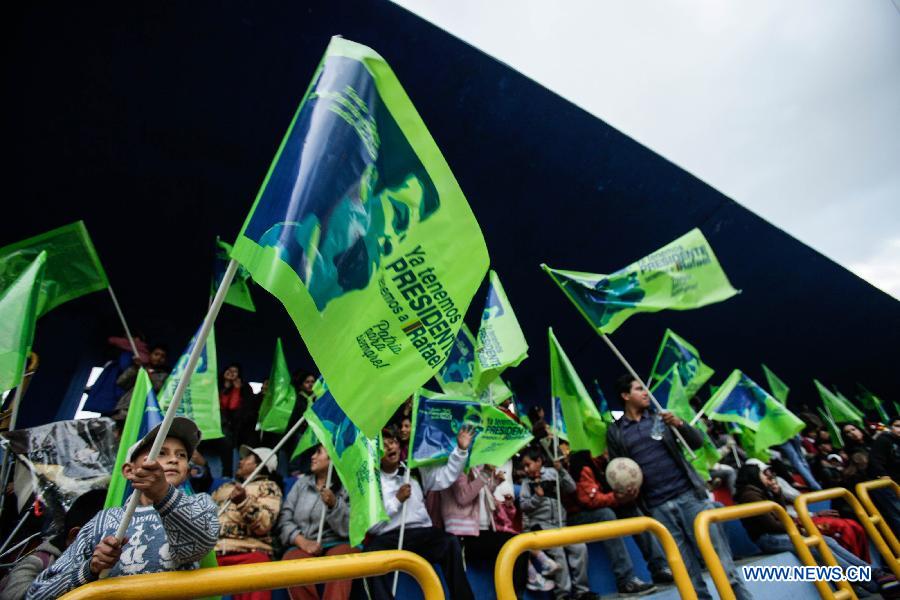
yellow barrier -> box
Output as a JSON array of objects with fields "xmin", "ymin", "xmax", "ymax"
[
  {"xmin": 59, "ymin": 550, "xmax": 444, "ymax": 600},
  {"xmin": 797, "ymin": 487, "xmax": 899, "ymax": 579},
  {"xmin": 694, "ymin": 500, "xmax": 850, "ymax": 600},
  {"xmin": 855, "ymin": 479, "xmax": 900, "ymax": 561},
  {"xmin": 494, "ymin": 516, "xmax": 697, "ymax": 600}
]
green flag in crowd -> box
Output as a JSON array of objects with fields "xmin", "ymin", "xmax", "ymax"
[
  {"xmin": 290, "ymin": 427, "xmax": 318, "ymax": 460},
  {"xmin": 436, "ymin": 323, "xmax": 513, "ymax": 403},
  {"xmin": 408, "ymin": 389, "xmax": 532, "ymax": 470},
  {"xmin": 700, "ymin": 370, "xmax": 803, "ymax": 454},
  {"xmin": 549, "ymin": 328, "xmax": 607, "ymax": 455},
  {"xmin": 213, "ymin": 238, "xmax": 255, "ymax": 312},
  {"xmin": 472, "ymin": 271, "xmax": 528, "ymax": 393},
  {"xmin": 0, "ymin": 221, "xmax": 108, "ymax": 317},
  {"xmin": 258, "ymin": 338, "xmax": 296, "ymax": 434},
  {"xmin": 229, "ymin": 37, "xmax": 489, "ymax": 438},
  {"xmin": 592, "ymin": 380, "xmax": 615, "ymax": 424},
  {"xmin": 304, "ymin": 386, "xmax": 389, "ymax": 546},
  {"xmin": 761, "ymin": 364, "xmax": 790, "ymax": 404},
  {"xmin": 648, "ymin": 329, "xmax": 715, "ymax": 398},
  {"xmin": 814, "ymin": 380, "xmax": 863, "ymax": 427},
  {"xmin": 0, "ymin": 252, "xmax": 46, "ymax": 393},
  {"xmin": 542, "ymin": 228, "xmax": 738, "ymax": 335},
  {"xmin": 817, "ymin": 407, "xmax": 844, "ymax": 449},
  {"xmin": 856, "ymin": 385, "xmax": 889, "ymax": 423},
  {"xmin": 105, "ymin": 368, "xmax": 155, "ymax": 508},
  {"xmin": 158, "ymin": 326, "xmax": 224, "ymax": 440}
]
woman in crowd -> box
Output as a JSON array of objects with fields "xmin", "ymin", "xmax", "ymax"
[
  {"xmin": 278, "ymin": 444, "xmax": 355, "ymax": 600},
  {"xmin": 209, "ymin": 363, "xmax": 255, "ymax": 476}
]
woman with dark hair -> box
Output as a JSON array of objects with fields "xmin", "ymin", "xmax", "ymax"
[
  {"xmin": 841, "ymin": 423, "xmax": 873, "ymax": 455},
  {"xmin": 277, "ymin": 444, "xmax": 355, "ymax": 600},
  {"xmin": 211, "ymin": 363, "xmax": 254, "ymax": 477}
]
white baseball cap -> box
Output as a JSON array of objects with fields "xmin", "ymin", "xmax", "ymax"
[
  {"xmin": 127, "ymin": 417, "xmax": 202, "ymax": 463},
  {"xmin": 240, "ymin": 445, "xmax": 278, "ymax": 473},
  {"xmin": 745, "ymin": 458, "xmax": 771, "ymax": 472}
]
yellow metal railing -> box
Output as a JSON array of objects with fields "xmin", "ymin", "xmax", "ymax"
[
  {"xmin": 797, "ymin": 487, "xmax": 899, "ymax": 580},
  {"xmin": 494, "ymin": 516, "xmax": 697, "ymax": 600},
  {"xmin": 59, "ymin": 550, "xmax": 444, "ymax": 600},
  {"xmin": 854, "ymin": 479, "xmax": 900, "ymax": 562},
  {"xmin": 694, "ymin": 500, "xmax": 850, "ymax": 600}
]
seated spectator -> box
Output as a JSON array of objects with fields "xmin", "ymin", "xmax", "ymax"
[
  {"xmin": 398, "ymin": 416, "xmax": 411, "ymax": 463},
  {"xmin": 278, "ymin": 444, "xmax": 355, "ymax": 600},
  {"xmin": 212, "ymin": 446, "xmax": 282, "ymax": 600},
  {"xmin": 27, "ymin": 418, "xmax": 218, "ymax": 599},
  {"xmin": 0, "ymin": 490, "xmax": 105, "ymax": 600},
  {"xmin": 520, "ymin": 446, "xmax": 601, "ymax": 600},
  {"xmin": 364, "ymin": 425, "xmax": 475, "ymax": 600},
  {"xmin": 871, "ymin": 417, "xmax": 900, "ymax": 483},
  {"xmin": 565, "ymin": 451, "xmax": 656, "ymax": 595}
]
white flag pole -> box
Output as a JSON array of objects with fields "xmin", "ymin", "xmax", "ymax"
[
  {"xmin": 316, "ymin": 462, "xmax": 334, "ymax": 544},
  {"xmin": 101, "ymin": 259, "xmax": 238, "ymax": 578},
  {"xmin": 107, "ymin": 285, "xmax": 140, "ymax": 359},
  {"xmin": 0, "ymin": 368, "xmax": 29, "ymax": 516},
  {"xmin": 551, "ymin": 397, "xmax": 563, "ymax": 528},
  {"xmin": 392, "ymin": 435, "xmax": 413, "ymax": 595}
]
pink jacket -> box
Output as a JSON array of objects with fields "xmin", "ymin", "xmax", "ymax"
[{"xmin": 440, "ymin": 468, "xmax": 521, "ymax": 536}]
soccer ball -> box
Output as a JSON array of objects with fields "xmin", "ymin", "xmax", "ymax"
[{"xmin": 605, "ymin": 457, "xmax": 643, "ymax": 493}]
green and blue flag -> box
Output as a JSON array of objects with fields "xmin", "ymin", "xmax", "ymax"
[
  {"xmin": 158, "ymin": 326, "xmax": 223, "ymax": 440},
  {"xmin": 214, "ymin": 238, "xmax": 255, "ymax": 312},
  {"xmin": 648, "ymin": 329, "xmax": 715, "ymax": 399},
  {"xmin": 472, "ymin": 271, "xmax": 528, "ymax": 393},
  {"xmin": 436, "ymin": 323, "xmax": 513, "ymax": 403}
]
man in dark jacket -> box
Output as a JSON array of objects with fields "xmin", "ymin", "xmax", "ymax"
[{"xmin": 606, "ymin": 375, "xmax": 751, "ymax": 600}]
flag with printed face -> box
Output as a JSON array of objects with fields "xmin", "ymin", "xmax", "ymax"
[
  {"xmin": 158, "ymin": 326, "xmax": 224, "ymax": 440},
  {"xmin": 436, "ymin": 323, "xmax": 513, "ymax": 403},
  {"xmin": 213, "ymin": 238, "xmax": 255, "ymax": 312},
  {"xmin": 258, "ymin": 338, "xmax": 296, "ymax": 434},
  {"xmin": 761, "ymin": 364, "xmax": 790, "ymax": 404},
  {"xmin": 542, "ymin": 229, "xmax": 738, "ymax": 335},
  {"xmin": 0, "ymin": 221, "xmax": 108, "ymax": 317},
  {"xmin": 648, "ymin": 329, "xmax": 715, "ymax": 399},
  {"xmin": 700, "ymin": 370, "xmax": 803, "ymax": 453},
  {"xmin": 0, "ymin": 252, "xmax": 46, "ymax": 393},
  {"xmin": 304, "ymin": 387, "xmax": 388, "ymax": 546},
  {"xmin": 472, "ymin": 271, "xmax": 528, "ymax": 392},
  {"xmin": 814, "ymin": 380, "xmax": 864, "ymax": 427},
  {"xmin": 408, "ymin": 390, "xmax": 532, "ymax": 470},
  {"xmin": 549, "ymin": 328, "xmax": 606, "ymax": 455},
  {"xmin": 229, "ymin": 37, "xmax": 489, "ymax": 438}
]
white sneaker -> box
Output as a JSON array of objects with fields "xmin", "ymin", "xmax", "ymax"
[
  {"xmin": 539, "ymin": 556, "xmax": 562, "ymax": 577},
  {"xmin": 527, "ymin": 572, "xmax": 556, "ymax": 592}
]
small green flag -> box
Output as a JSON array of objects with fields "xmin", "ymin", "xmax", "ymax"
[
  {"xmin": 659, "ymin": 368, "xmax": 720, "ymax": 478},
  {"xmin": 761, "ymin": 364, "xmax": 790, "ymax": 404},
  {"xmin": 258, "ymin": 338, "xmax": 297, "ymax": 434},
  {"xmin": 436, "ymin": 323, "xmax": 514, "ymax": 404},
  {"xmin": 592, "ymin": 380, "xmax": 614, "ymax": 424},
  {"xmin": 817, "ymin": 407, "xmax": 844, "ymax": 449},
  {"xmin": 814, "ymin": 380, "xmax": 863, "ymax": 427},
  {"xmin": 0, "ymin": 252, "xmax": 46, "ymax": 393},
  {"xmin": 158, "ymin": 326, "xmax": 224, "ymax": 440},
  {"xmin": 472, "ymin": 271, "xmax": 528, "ymax": 393},
  {"xmin": 304, "ymin": 387, "xmax": 389, "ymax": 546},
  {"xmin": 0, "ymin": 221, "xmax": 108, "ymax": 317},
  {"xmin": 856, "ymin": 386, "xmax": 889, "ymax": 423},
  {"xmin": 229, "ymin": 37, "xmax": 489, "ymax": 438},
  {"xmin": 542, "ymin": 228, "xmax": 738, "ymax": 335},
  {"xmin": 105, "ymin": 368, "xmax": 154, "ymax": 508},
  {"xmin": 549, "ymin": 328, "xmax": 607, "ymax": 456},
  {"xmin": 648, "ymin": 329, "xmax": 715, "ymax": 399},
  {"xmin": 214, "ymin": 238, "xmax": 255, "ymax": 312},
  {"xmin": 290, "ymin": 427, "xmax": 319, "ymax": 460}
]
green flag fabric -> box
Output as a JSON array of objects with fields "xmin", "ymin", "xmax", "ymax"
[
  {"xmin": 817, "ymin": 408, "xmax": 844, "ymax": 449},
  {"xmin": 214, "ymin": 238, "xmax": 255, "ymax": 312},
  {"xmin": 542, "ymin": 229, "xmax": 738, "ymax": 335},
  {"xmin": 548, "ymin": 328, "xmax": 607, "ymax": 455},
  {"xmin": 304, "ymin": 387, "xmax": 389, "ymax": 546},
  {"xmin": 700, "ymin": 370, "xmax": 804, "ymax": 454},
  {"xmin": 648, "ymin": 329, "xmax": 715, "ymax": 399},
  {"xmin": 472, "ymin": 271, "xmax": 528, "ymax": 393},
  {"xmin": 761, "ymin": 364, "xmax": 790, "ymax": 404},
  {"xmin": 290, "ymin": 427, "xmax": 319, "ymax": 460},
  {"xmin": 408, "ymin": 389, "xmax": 532, "ymax": 470},
  {"xmin": 436, "ymin": 323, "xmax": 513, "ymax": 404},
  {"xmin": 105, "ymin": 368, "xmax": 153, "ymax": 508},
  {"xmin": 229, "ymin": 37, "xmax": 489, "ymax": 438},
  {"xmin": 0, "ymin": 252, "xmax": 46, "ymax": 393},
  {"xmin": 814, "ymin": 380, "xmax": 863, "ymax": 427},
  {"xmin": 856, "ymin": 386, "xmax": 890, "ymax": 423},
  {"xmin": 653, "ymin": 367, "xmax": 720, "ymax": 478},
  {"xmin": 158, "ymin": 326, "xmax": 224, "ymax": 440},
  {"xmin": 258, "ymin": 338, "xmax": 297, "ymax": 433},
  {"xmin": 0, "ymin": 221, "xmax": 108, "ymax": 317}
]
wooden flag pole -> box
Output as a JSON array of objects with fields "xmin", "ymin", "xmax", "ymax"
[{"xmin": 101, "ymin": 259, "xmax": 238, "ymax": 579}]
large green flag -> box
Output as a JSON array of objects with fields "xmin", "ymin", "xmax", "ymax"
[
  {"xmin": 0, "ymin": 252, "xmax": 46, "ymax": 392},
  {"xmin": 158, "ymin": 326, "xmax": 224, "ymax": 440},
  {"xmin": 105, "ymin": 368, "xmax": 154, "ymax": 508},
  {"xmin": 304, "ymin": 387, "xmax": 389, "ymax": 546},
  {"xmin": 408, "ymin": 389, "xmax": 532, "ymax": 470},
  {"xmin": 548, "ymin": 328, "xmax": 607, "ymax": 455},
  {"xmin": 229, "ymin": 37, "xmax": 489, "ymax": 437},
  {"xmin": 258, "ymin": 338, "xmax": 297, "ymax": 433},
  {"xmin": 0, "ymin": 221, "xmax": 108, "ymax": 317},
  {"xmin": 436, "ymin": 323, "xmax": 514, "ymax": 404},
  {"xmin": 761, "ymin": 364, "xmax": 790, "ymax": 404},
  {"xmin": 214, "ymin": 238, "xmax": 255, "ymax": 312},
  {"xmin": 648, "ymin": 329, "xmax": 715, "ymax": 399},
  {"xmin": 542, "ymin": 229, "xmax": 738, "ymax": 335},
  {"xmin": 856, "ymin": 386, "xmax": 890, "ymax": 423},
  {"xmin": 814, "ymin": 380, "xmax": 863, "ymax": 427},
  {"xmin": 700, "ymin": 370, "xmax": 804, "ymax": 454},
  {"xmin": 472, "ymin": 271, "xmax": 528, "ymax": 393}
]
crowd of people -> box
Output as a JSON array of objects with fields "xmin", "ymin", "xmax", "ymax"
[{"xmin": 0, "ymin": 339, "xmax": 898, "ymax": 600}]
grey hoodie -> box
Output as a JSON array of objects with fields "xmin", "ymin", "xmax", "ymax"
[{"xmin": 277, "ymin": 474, "xmax": 350, "ymax": 548}]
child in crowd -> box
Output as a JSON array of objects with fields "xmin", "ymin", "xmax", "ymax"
[{"xmin": 27, "ymin": 417, "xmax": 218, "ymax": 600}]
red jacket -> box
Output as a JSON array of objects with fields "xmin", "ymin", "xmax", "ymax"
[{"xmin": 575, "ymin": 466, "xmax": 618, "ymax": 510}]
